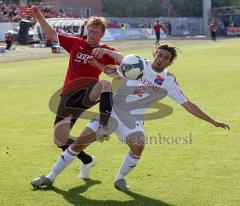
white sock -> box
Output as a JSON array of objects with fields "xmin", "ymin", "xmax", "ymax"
[
  {"xmin": 47, "ymin": 146, "xmax": 79, "ymax": 181},
  {"xmin": 115, "ymin": 151, "xmax": 140, "ymax": 181}
]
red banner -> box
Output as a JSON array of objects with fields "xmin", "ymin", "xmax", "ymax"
[{"xmin": 227, "ymin": 27, "xmax": 240, "ymax": 36}]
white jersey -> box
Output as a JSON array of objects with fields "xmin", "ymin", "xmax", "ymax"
[
  {"xmin": 87, "ymin": 60, "xmax": 189, "ymax": 140},
  {"xmin": 113, "ymin": 60, "xmax": 188, "ymax": 116}
]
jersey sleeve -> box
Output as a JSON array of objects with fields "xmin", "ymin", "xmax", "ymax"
[
  {"xmin": 101, "ymin": 46, "xmax": 118, "ymax": 65},
  {"xmin": 105, "ymin": 54, "xmax": 117, "ymax": 65},
  {"xmin": 58, "ymin": 34, "xmax": 80, "ymax": 53},
  {"xmin": 167, "ymin": 78, "xmax": 188, "ymax": 105}
]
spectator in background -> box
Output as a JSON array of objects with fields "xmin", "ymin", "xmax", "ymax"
[
  {"xmin": 58, "ymin": 26, "xmax": 66, "ymax": 34},
  {"xmin": 0, "ymin": 1, "xmax": 3, "ymax": 10},
  {"xmin": 121, "ymin": 21, "xmax": 126, "ymax": 31},
  {"xmin": 209, "ymin": 22, "xmax": 217, "ymax": 41},
  {"xmin": 0, "ymin": 2, "xmax": 63, "ymax": 22},
  {"xmin": 79, "ymin": 20, "xmax": 88, "ymax": 39},
  {"xmin": 57, "ymin": 9, "xmax": 66, "ymax": 18},
  {"xmin": 5, "ymin": 32, "xmax": 13, "ymax": 50},
  {"xmin": 152, "ymin": 19, "xmax": 165, "ymax": 44},
  {"xmin": 167, "ymin": 22, "xmax": 172, "ymax": 36},
  {"xmin": 1, "ymin": 1, "xmax": 24, "ymax": 22},
  {"xmin": 141, "ymin": 19, "xmax": 145, "ymax": 28},
  {"xmin": 147, "ymin": 21, "xmax": 151, "ymax": 28}
]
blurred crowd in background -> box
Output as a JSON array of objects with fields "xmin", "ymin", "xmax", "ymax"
[{"xmin": 0, "ymin": 0, "xmax": 74, "ymax": 23}]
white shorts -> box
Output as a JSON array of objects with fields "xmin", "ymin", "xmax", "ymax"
[{"xmin": 87, "ymin": 109, "xmax": 144, "ymax": 143}]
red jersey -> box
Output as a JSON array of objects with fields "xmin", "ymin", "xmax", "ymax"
[
  {"xmin": 209, "ymin": 23, "xmax": 217, "ymax": 32},
  {"xmin": 58, "ymin": 34, "xmax": 116, "ymax": 95},
  {"xmin": 6, "ymin": 34, "xmax": 13, "ymax": 41},
  {"xmin": 153, "ymin": 23, "xmax": 162, "ymax": 33}
]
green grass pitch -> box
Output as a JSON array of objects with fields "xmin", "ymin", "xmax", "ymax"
[{"xmin": 0, "ymin": 39, "xmax": 240, "ymax": 206}]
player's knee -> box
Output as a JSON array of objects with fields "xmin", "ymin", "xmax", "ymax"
[
  {"xmin": 90, "ymin": 81, "xmax": 112, "ymax": 102},
  {"xmin": 53, "ymin": 123, "xmax": 71, "ymax": 147},
  {"xmin": 54, "ymin": 136, "xmax": 66, "ymax": 147},
  {"xmin": 131, "ymin": 145, "xmax": 144, "ymax": 156},
  {"xmin": 128, "ymin": 141, "xmax": 145, "ymax": 156},
  {"xmin": 54, "ymin": 117, "xmax": 71, "ymax": 141},
  {"xmin": 127, "ymin": 131, "xmax": 145, "ymax": 156}
]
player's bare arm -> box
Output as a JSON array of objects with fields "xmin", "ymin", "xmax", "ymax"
[
  {"xmin": 181, "ymin": 101, "xmax": 230, "ymax": 130},
  {"xmin": 92, "ymin": 48, "xmax": 124, "ymax": 64},
  {"xmin": 85, "ymin": 55, "xmax": 121, "ymax": 79},
  {"xmin": 27, "ymin": 5, "xmax": 58, "ymax": 42}
]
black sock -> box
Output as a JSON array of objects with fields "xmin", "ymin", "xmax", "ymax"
[
  {"xmin": 77, "ymin": 151, "xmax": 92, "ymax": 164},
  {"xmin": 58, "ymin": 138, "xmax": 74, "ymax": 151},
  {"xmin": 99, "ymin": 92, "xmax": 113, "ymax": 126},
  {"xmin": 59, "ymin": 138, "xmax": 92, "ymax": 164}
]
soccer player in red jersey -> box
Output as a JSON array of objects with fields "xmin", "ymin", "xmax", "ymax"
[
  {"xmin": 153, "ymin": 19, "xmax": 165, "ymax": 44},
  {"xmin": 28, "ymin": 5, "xmax": 120, "ymax": 178},
  {"xmin": 209, "ymin": 22, "xmax": 217, "ymax": 41}
]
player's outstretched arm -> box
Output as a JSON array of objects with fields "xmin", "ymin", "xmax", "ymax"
[
  {"xmin": 27, "ymin": 5, "xmax": 58, "ymax": 42},
  {"xmin": 181, "ymin": 101, "xmax": 230, "ymax": 130},
  {"xmin": 92, "ymin": 48, "xmax": 124, "ymax": 64},
  {"xmin": 84, "ymin": 56, "xmax": 121, "ymax": 79}
]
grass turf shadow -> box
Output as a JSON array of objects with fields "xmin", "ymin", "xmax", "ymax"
[{"xmin": 32, "ymin": 178, "xmax": 172, "ymax": 206}]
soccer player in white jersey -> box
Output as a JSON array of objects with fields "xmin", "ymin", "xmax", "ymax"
[{"xmin": 31, "ymin": 43, "xmax": 230, "ymax": 191}]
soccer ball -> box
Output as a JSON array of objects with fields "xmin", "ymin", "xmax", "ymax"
[{"xmin": 118, "ymin": 54, "xmax": 146, "ymax": 80}]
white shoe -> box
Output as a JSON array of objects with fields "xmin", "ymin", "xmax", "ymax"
[
  {"xmin": 114, "ymin": 178, "xmax": 130, "ymax": 191},
  {"xmin": 79, "ymin": 156, "xmax": 97, "ymax": 179},
  {"xmin": 31, "ymin": 175, "xmax": 53, "ymax": 188}
]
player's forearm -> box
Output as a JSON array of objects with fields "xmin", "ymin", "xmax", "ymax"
[
  {"xmin": 182, "ymin": 101, "xmax": 216, "ymax": 125},
  {"xmin": 104, "ymin": 65, "xmax": 122, "ymax": 79},
  {"xmin": 105, "ymin": 50, "xmax": 124, "ymax": 64},
  {"xmin": 94, "ymin": 62, "xmax": 106, "ymax": 72},
  {"xmin": 35, "ymin": 13, "xmax": 58, "ymax": 42},
  {"xmin": 95, "ymin": 62, "xmax": 121, "ymax": 78}
]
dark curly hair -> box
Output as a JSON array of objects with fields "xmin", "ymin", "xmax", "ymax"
[{"xmin": 153, "ymin": 43, "xmax": 179, "ymax": 63}]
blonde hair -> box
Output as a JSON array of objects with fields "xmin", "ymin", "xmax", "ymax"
[{"xmin": 87, "ymin": 16, "xmax": 107, "ymax": 33}]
